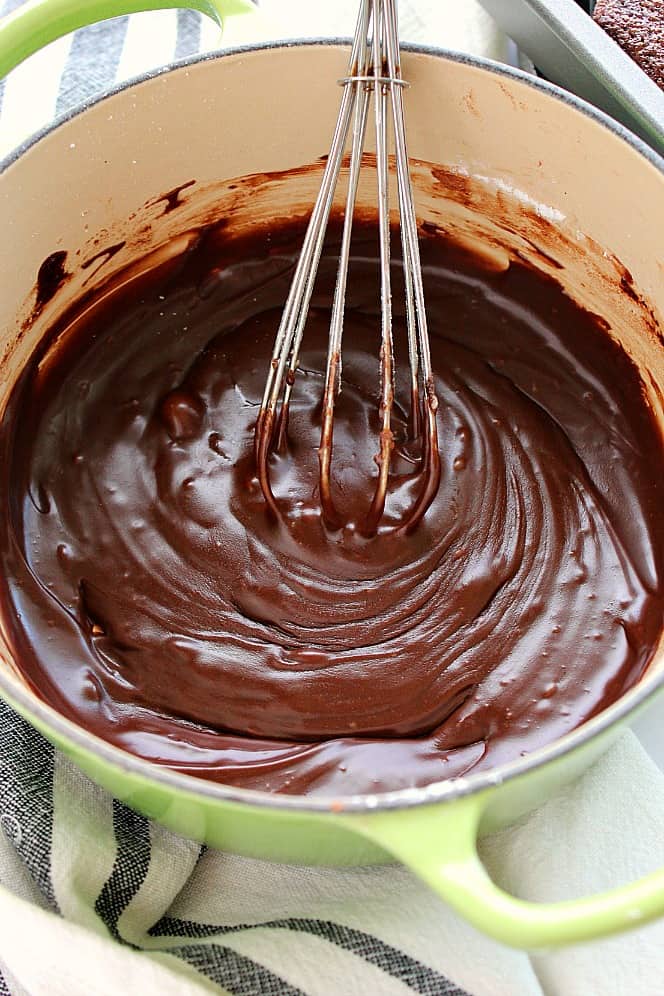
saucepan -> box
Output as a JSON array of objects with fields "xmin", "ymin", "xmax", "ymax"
[{"xmin": 1, "ymin": 0, "xmax": 664, "ymax": 949}]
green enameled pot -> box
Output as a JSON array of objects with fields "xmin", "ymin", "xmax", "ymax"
[{"xmin": 1, "ymin": 0, "xmax": 664, "ymax": 949}]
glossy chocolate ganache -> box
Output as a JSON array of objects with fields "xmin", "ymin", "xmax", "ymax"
[{"xmin": 1, "ymin": 216, "xmax": 663, "ymax": 797}]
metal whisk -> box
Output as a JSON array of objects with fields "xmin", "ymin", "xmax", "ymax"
[{"xmin": 254, "ymin": 0, "xmax": 440, "ymax": 535}]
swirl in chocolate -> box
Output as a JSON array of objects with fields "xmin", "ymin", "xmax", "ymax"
[{"xmin": 1, "ymin": 219, "xmax": 663, "ymax": 796}]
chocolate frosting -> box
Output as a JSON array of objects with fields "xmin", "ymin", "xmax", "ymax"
[{"xmin": 1, "ymin": 218, "xmax": 663, "ymax": 796}]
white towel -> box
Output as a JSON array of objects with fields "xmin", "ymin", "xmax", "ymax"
[{"xmin": 1, "ymin": 706, "xmax": 663, "ymax": 996}]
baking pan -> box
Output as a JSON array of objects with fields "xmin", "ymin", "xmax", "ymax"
[{"xmin": 478, "ymin": 0, "xmax": 664, "ymax": 154}]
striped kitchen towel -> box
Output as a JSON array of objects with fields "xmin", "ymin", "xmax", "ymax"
[
  {"xmin": 3, "ymin": 699, "xmax": 664, "ymax": 996},
  {"xmin": 1, "ymin": 3, "xmax": 664, "ymax": 995}
]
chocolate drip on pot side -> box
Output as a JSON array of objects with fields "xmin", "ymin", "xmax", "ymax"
[{"xmin": 1, "ymin": 218, "xmax": 663, "ymax": 797}]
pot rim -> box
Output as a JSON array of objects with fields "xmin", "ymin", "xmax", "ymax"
[{"xmin": 1, "ymin": 39, "xmax": 663, "ymax": 815}]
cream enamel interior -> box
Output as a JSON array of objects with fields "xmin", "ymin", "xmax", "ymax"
[{"xmin": 1, "ymin": 44, "xmax": 664, "ymax": 780}]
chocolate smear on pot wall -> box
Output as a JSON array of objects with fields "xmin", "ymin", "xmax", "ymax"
[
  {"xmin": 81, "ymin": 242, "xmax": 126, "ymax": 272},
  {"xmin": 148, "ymin": 180, "xmax": 197, "ymax": 216},
  {"xmin": 35, "ymin": 250, "xmax": 69, "ymax": 312}
]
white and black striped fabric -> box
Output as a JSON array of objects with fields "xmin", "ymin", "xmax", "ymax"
[
  {"xmin": 0, "ymin": 699, "xmax": 510, "ymax": 996},
  {"xmin": 2, "ymin": 697, "xmax": 664, "ymax": 996},
  {"xmin": 0, "ymin": 1, "xmax": 221, "ymax": 158},
  {"xmin": 2, "ymin": 4, "xmax": 664, "ymax": 994}
]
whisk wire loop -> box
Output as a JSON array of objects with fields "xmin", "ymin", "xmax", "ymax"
[{"xmin": 255, "ymin": 0, "xmax": 441, "ymax": 533}]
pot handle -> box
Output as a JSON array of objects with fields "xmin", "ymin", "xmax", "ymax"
[
  {"xmin": 352, "ymin": 793, "xmax": 664, "ymax": 948},
  {"xmin": 0, "ymin": 0, "xmax": 254, "ymax": 79}
]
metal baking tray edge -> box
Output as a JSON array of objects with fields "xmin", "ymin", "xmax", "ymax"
[{"xmin": 478, "ymin": 0, "xmax": 664, "ymax": 155}]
